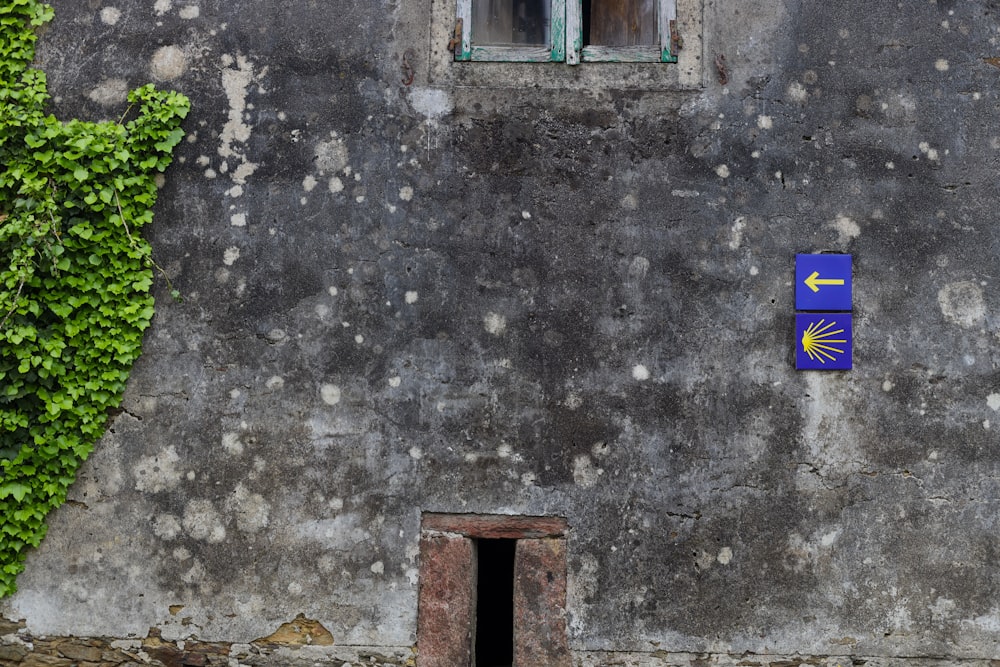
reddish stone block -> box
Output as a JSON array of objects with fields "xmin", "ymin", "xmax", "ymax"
[
  {"xmin": 422, "ymin": 513, "xmax": 566, "ymax": 539},
  {"xmin": 417, "ymin": 533, "xmax": 475, "ymax": 667},
  {"xmin": 513, "ymin": 537, "xmax": 571, "ymax": 667}
]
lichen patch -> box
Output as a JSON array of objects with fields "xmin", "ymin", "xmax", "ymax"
[
  {"xmin": 134, "ymin": 446, "xmax": 183, "ymax": 493},
  {"xmin": 484, "ymin": 312, "xmax": 506, "ymax": 336},
  {"xmin": 87, "ymin": 79, "xmax": 128, "ymax": 106},
  {"xmin": 99, "ymin": 7, "xmax": 122, "ymax": 25},
  {"xmin": 182, "ymin": 499, "xmax": 227, "ymax": 543},
  {"xmin": 938, "ymin": 281, "xmax": 986, "ymax": 328},
  {"xmin": 150, "ymin": 45, "xmax": 187, "ymax": 81}
]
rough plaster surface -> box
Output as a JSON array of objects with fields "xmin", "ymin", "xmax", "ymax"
[{"xmin": 3, "ymin": 0, "xmax": 1000, "ymax": 661}]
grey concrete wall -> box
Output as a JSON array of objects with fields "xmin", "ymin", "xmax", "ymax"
[{"xmin": 4, "ymin": 0, "xmax": 1000, "ymax": 660}]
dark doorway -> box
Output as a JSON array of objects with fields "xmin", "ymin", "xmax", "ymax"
[{"xmin": 475, "ymin": 538, "xmax": 516, "ymax": 666}]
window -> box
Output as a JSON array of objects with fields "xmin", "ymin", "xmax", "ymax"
[
  {"xmin": 416, "ymin": 513, "xmax": 570, "ymax": 667},
  {"xmin": 454, "ymin": 0, "xmax": 678, "ymax": 63}
]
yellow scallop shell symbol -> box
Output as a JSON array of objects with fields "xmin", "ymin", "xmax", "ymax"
[{"xmin": 801, "ymin": 318, "xmax": 847, "ymax": 364}]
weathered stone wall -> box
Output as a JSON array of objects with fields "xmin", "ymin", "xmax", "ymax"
[{"xmin": 4, "ymin": 0, "xmax": 1000, "ymax": 662}]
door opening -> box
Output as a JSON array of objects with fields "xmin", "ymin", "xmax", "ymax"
[{"xmin": 475, "ymin": 538, "xmax": 516, "ymax": 666}]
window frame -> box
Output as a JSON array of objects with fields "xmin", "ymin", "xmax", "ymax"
[
  {"xmin": 455, "ymin": 0, "xmax": 567, "ymax": 63},
  {"xmin": 454, "ymin": 0, "xmax": 677, "ymax": 64}
]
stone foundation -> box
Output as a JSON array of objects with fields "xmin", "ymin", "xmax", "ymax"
[
  {"xmin": 3, "ymin": 618, "xmax": 1000, "ymax": 667},
  {"xmin": 0, "ymin": 618, "xmax": 414, "ymax": 667}
]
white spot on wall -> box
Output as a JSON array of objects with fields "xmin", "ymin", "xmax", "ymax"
[
  {"xmin": 227, "ymin": 185, "xmax": 244, "ymax": 198},
  {"xmin": 628, "ymin": 256, "xmax": 649, "ymax": 281},
  {"xmin": 100, "ymin": 7, "xmax": 122, "ymax": 25},
  {"xmin": 222, "ymin": 246, "xmax": 240, "ymax": 265},
  {"xmin": 134, "ymin": 446, "xmax": 183, "ymax": 493},
  {"xmin": 484, "ymin": 312, "xmax": 506, "ymax": 336},
  {"xmin": 182, "ymin": 500, "xmax": 226, "ymax": 543},
  {"xmin": 728, "ymin": 217, "xmax": 746, "ymax": 250},
  {"xmin": 573, "ymin": 455, "xmax": 601, "ymax": 488},
  {"xmin": 218, "ymin": 54, "xmax": 259, "ymax": 186},
  {"xmin": 329, "ymin": 176, "xmax": 344, "ymax": 193},
  {"xmin": 757, "ymin": 115, "xmax": 773, "ymax": 130},
  {"xmin": 354, "ymin": 334, "xmax": 364, "ymax": 344},
  {"xmin": 154, "ymin": 0, "xmax": 172, "ymax": 14},
  {"xmin": 231, "ymin": 160, "xmax": 257, "ymax": 185},
  {"xmin": 929, "ymin": 597, "xmax": 957, "ymax": 622},
  {"xmin": 87, "ymin": 79, "xmax": 128, "ymax": 106},
  {"xmin": 787, "ymin": 81, "xmax": 809, "ymax": 103},
  {"xmin": 314, "ymin": 137, "xmax": 349, "ymax": 174},
  {"xmin": 715, "ymin": 164, "xmax": 730, "ymax": 178},
  {"xmin": 987, "ymin": 393, "xmax": 1000, "ymax": 411},
  {"xmin": 883, "ymin": 380, "xmax": 895, "ymax": 392},
  {"xmin": 266, "ymin": 376, "xmax": 284, "ymax": 390},
  {"xmin": 935, "ymin": 58, "xmax": 950, "ymax": 72},
  {"xmin": 717, "ymin": 547, "xmax": 733, "ymax": 565},
  {"xmin": 497, "ymin": 443, "xmax": 512, "ymax": 458},
  {"xmin": 405, "ymin": 291, "xmax": 419, "ymax": 304},
  {"xmin": 370, "ymin": 561, "xmax": 385, "ymax": 575},
  {"xmin": 919, "ymin": 141, "xmax": 941, "ymax": 161},
  {"xmin": 408, "ymin": 446, "xmax": 422, "ymax": 460},
  {"xmin": 230, "ymin": 213, "xmax": 246, "ymax": 227},
  {"xmin": 408, "ymin": 88, "xmax": 453, "ymax": 119},
  {"xmin": 830, "ymin": 214, "xmax": 861, "ymax": 243},
  {"xmin": 221, "ymin": 432, "xmax": 244, "ymax": 455},
  {"xmin": 820, "ymin": 529, "xmax": 841, "ymax": 547},
  {"xmin": 302, "ymin": 175, "xmax": 317, "ymax": 192},
  {"xmin": 153, "ymin": 514, "xmax": 182, "ymax": 540},
  {"xmin": 399, "ymin": 186, "xmax": 414, "ymax": 201},
  {"xmin": 226, "ymin": 483, "xmax": 270, "ymax": 532},
  {"xmin": 321, "ymin": 384, "xmax": 342, "ymax": 405},
  {"xmin": 388, "ymin": 376, "xmax": 402, "ymax": 388},
  {"xmin": 150, "ymin": 45, "xmax": 187, "ymax": 81},
  {"xmin": 632, "ymin": 364, "xmax": 650, "ymax": 381},
  {"xmin": 938, "ymin": 281, "xmax": 986, "ymax": 328},
  {"xmin": 178, "ymin": 4, "xmax": 199, "ymax": 19}
]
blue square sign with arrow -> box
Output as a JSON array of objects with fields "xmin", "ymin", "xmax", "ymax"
[{"xmin": 795, "ymin": 254, "xmax": 852, "ymax": 311}]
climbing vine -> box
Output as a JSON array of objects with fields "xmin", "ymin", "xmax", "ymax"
[{"xmin": 0, "ymin": 0, "xmax": 189, "ymax": 595}]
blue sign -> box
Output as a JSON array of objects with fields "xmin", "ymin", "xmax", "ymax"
[
  {"xmin": 795, "ymin": 254, "xmax": 852, "ymax": 311},
  {"xmin": 796, "ymin": 313, "xmax": 852, "ymax": 370}
]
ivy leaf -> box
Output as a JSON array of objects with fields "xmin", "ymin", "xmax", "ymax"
[{"xmin": 0, "ymin": 484, "xmax": 30, "ymax": 502}]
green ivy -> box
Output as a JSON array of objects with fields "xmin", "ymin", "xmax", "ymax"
[{"xmin": 0, "ymin": 0, "xmax": 189, "ymax": 596}]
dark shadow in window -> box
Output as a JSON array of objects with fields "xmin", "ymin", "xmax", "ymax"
[{"xmin": 475, "ymin": 538, "xmax": 516, "ymax": 667}]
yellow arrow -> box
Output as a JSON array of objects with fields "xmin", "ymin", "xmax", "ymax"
[{"xmin": 804, "ymin": 270, "xmax": 845, "ymax": 293}]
